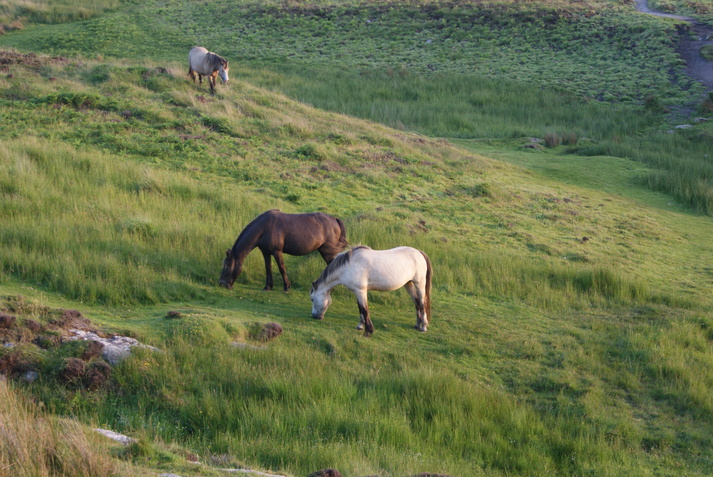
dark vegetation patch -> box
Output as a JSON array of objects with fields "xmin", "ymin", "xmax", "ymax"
[
  {"xmin": 0, "ymin": 49, "xmax": 69, "ymax": 69},
  {"xmin": 0, "ymin": 295, "xmax": 111, "ymax": 391},
  {"xmin": 308, "ymin": 469, "xmax": 342, "ymax": 477},
  {"xmin": 249, "ymin": 322, "xmax": 283, "ymax": 343}
]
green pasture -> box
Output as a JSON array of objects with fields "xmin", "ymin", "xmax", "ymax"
[
  {"xmin": 3, "ymin": 0, "xmax": 711, "ymax": 213},
  {"xmin": 649, "ymin": 0, "xmax": 713, "ymax": 22},
  {"xmin": 0, "ymin": 0, "xmax": 713, "ymax": 475}
]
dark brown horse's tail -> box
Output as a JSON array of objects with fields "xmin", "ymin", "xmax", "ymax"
[
  {"xmin": 336, "ymin": 217, "xmax": 348, "ymax": 249},
  {"xmin": 420, "ymin": 250, "xmax": 432, "ymax": 321}
]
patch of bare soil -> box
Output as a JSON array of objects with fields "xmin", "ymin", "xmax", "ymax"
[
  {"xmin": 0, "ymin": 296, "xmax": 113, "ymax": 389},
  {"xmin": 636, "ymin": 0, "xmax": 713, "ymax": 92},
  {"xmin": 0, "ymin": 49, "xmax": 70, "ymax": 73},
  {"xmin": 677, "ymin": 21, "xmax": 713, "ymax": 91}
]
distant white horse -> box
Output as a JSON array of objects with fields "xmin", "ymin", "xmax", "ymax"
[
  {"xmin": 310, "ymin": 246, "xmax": 432, "ymax": 336},
  {"xmin": 187, "ymin": 46, "xmax": 229, "ymax": 94}
]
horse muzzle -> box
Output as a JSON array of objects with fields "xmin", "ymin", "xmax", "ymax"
[
  {"xmin": 219, "ymin": 280, "xmax": 233, "ymax": 290},
  {"xmin": 312, "ymin": 312, "xmax": 324, "ymax": 320}
]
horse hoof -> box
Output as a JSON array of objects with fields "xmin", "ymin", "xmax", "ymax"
[{"xmin": 356, "ymin": 324, "xmax": 364, "ymax": 330}]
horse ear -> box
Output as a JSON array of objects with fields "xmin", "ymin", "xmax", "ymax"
[{"xmin": 225, "ymin": 249, "xmax": 231, "ymax": 258}]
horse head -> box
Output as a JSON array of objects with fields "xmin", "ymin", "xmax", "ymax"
[
  {"xmin": 218, "ymin": 60, "xmax": 229, "ymax": 84},
  {"xmin": 219, "ymin": 249, "xmax": 240, "ymax": 289},
  {"xmin": 310, "ymin": 281, "xmax": 332, "ymax": 320}
]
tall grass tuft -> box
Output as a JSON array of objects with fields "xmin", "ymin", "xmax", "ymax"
[
  {"xmin": 0, "ymin": 138, "xmax": 270, "ymax": 304},
  {"xmin": 0, "ymin": 380, "xmax": 125, "ymax": 477}
]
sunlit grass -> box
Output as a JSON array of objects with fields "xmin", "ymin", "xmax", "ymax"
[{"xmin": 0, "ymin": 2, "xmax": 713, "ymax": 475}]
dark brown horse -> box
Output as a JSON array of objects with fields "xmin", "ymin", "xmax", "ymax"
[{"xmin": 219, "ymin": 210, "xmax": 348, "ymax": 291}]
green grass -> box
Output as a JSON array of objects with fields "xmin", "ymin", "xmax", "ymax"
[
  {"xmin": 1, "ymin": 0, "xmax": 699, "ymax": 103},
  {"xmin": 0, "ymin": 0, "xmax": 125, "ymax": 34},
  {"xmin": 2, "ymin": 0, "xmax": 712, "ymax": 215},
  {"xmin": 1, "ymin": 51, "xmax": 713, "ymax": 475},
  {"xmin": 0, "ymin": 0, "xmax": 713, "ymax": 475},
  {"xmin": 649, "ymin": 0, "xmax": 713, "ymax": 21}
]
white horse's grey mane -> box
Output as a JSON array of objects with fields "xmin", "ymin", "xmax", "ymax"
[{"xmin": 314, "ymin": 245, "xmax": 371, "ymax": 287}]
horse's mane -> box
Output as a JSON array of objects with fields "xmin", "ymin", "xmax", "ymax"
[
  {"xmin": 314, "ymin": 245, "xmax": 370, "ymax": 287},
  {"xmin": 230, "ymin": 212, "xmax": 271, "ymax": 259},
  {"xmin": 207, "ymin": 52, "xmax": 227, "ymax": 68}
]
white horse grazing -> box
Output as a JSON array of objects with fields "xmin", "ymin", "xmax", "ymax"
[
  {"xmin": 310, "ymin": 246, "xmax": 432, "ymax": 337},
  {"xmin": 187, "ymin": 46, "xmax": 229, "ymax": 94}
]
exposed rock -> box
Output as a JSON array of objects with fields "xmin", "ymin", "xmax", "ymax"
[
  {"xmin": 68, "ymin": 329, "xmax": 159, "ymax": 365},
  {"xmin": 94, "ymin": 428, "xmax": 137, "ymax": 446},
  {"xmin": 23, "ymin": 371, "xmax": 38, "ymax": 382}
]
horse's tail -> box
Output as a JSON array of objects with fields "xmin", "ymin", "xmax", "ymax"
[
  {"xmin": 420, "ymin": 250, "xmax": 432, "ymax": 321},
  {"xmin": 336, "ymin": 217, "xmax": 348, "ymax": 249}
]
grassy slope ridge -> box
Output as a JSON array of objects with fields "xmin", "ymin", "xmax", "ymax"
[
  {"xmin": 0, "ymin": 1, "xmax": 712, "ymax": 476},
  {"xmin": 0, "ymin": 0, "xmax": 700, "ymax": 102},
  {"xmin": 3, "ymin": 0, "xmax": 712, "ymax": 215},
  {"xmin": 1, "ymin": 51, "xmax": 712, "ymax": 477}
]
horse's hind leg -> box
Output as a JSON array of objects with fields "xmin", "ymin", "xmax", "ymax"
[
  {"xmin": 272, "ymin": 251, "xmax": 291, "ymax": 292},
  {"xmin": 261, "ymin": 250, "xmax": 274, "ymax": 291},
  {"xmin": 188, "ymin": 68, "xmax": 196, "ymax": 82},
  {"xmin": 405, "ymin": 282, "xmax": 428, "ymax": 332}
]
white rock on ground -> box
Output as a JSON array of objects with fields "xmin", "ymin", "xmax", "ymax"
[{"xmin": 68, "ymin": 329, "xmax": 159, "ymax": 365}]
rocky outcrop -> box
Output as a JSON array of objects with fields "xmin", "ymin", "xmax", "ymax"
[{"xmin": 68, "ymin": 329, "xmax": 159, "ymax": 366}]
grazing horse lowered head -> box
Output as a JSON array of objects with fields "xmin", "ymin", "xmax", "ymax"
[
  {"xmin": 310, "ymin": 246, "xmax": 433, "ymax": 337},
  {"xmin": 219, "ymin": 209, "xmax": 348, "ymax": 292},
  {"xmin": 187, "ymin": 46, "xmax": 229, "ymax": 94}
]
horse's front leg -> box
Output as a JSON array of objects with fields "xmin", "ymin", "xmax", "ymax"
[
  {"xmin": 261, "ymin": 250, "xmax": 274, "ymax": 291},
  {"xmin": 272, "ymin": 251, "xmax": 291, "ymax": 292},
  {"xmin": 354, "ymin": 290, "xmax": 374, "ymax": 337},
  {"xmin": 209, "ymin": 72, "xmax": 217, "ymax": 94}
]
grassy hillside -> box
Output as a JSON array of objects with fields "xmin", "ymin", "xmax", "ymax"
[
  {"xmin": 1, "ymin": 49, "xmax": 712, "ymax": 476},
  {"xmin": 1, "ymin": 0, "xmax": 713, "ymax": 475},
  {"xmin": 3, "ymin": 0, "xmax": 712, "ymax": 215}
]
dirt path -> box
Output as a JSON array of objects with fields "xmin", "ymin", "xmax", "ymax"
[{"xmin": 636, "ymin": 0, "xmax": 713, "ymax": 91}]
